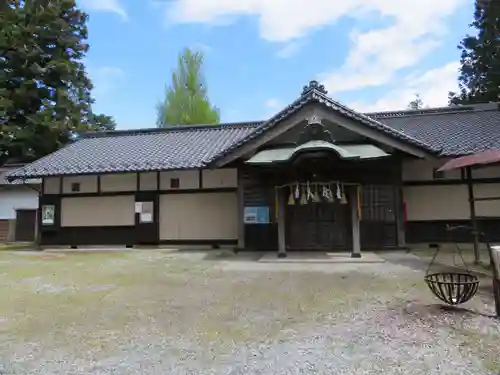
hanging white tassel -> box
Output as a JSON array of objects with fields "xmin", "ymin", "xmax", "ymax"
[
  {"xmin": 336, "ymin": 182, "xmax": 342, "ymax": 200},
  {"xmin": 340, "ymin": 184, "xmax": 347, "ymax": 204},
  {"xmin": 322, "ymin": 185, "xmax": 329, "ymax": 199},
  {"xmin": 287, "ymin": 187, "xmax": 295, "ymax": 205},
  {"xmin": 305, "ymin": 181, "xmax": 314, "ymax": 202},
  {"xmin": 299, "ymin": 186, "xmax": 307, "ymax": 205},
  {"xmin": 312, "ymin": 183, "xmax": 320, "ymax": 202},
  {"xmin": 294, "ymin": 183, "xmax": 300, "ymax": 199},
  {"xmin": 324, "ymin": 184, "xmax": 334, "ymax": 202}
]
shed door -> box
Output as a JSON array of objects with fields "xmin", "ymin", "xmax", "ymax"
[
  {"xmin": 15, "ymin": 209, "xmax": 37, "ymax": 242},
  {"xmin": 159, "ymin": 193, "xmax": 238, "ymax": 241}
]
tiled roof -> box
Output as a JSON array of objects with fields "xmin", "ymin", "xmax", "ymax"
[
  {"xmin": 0, "ymin": 164, "xmax": 41, "ymax": 185},
  {"xmin": 208, "ymin": 81, "xmax": 436, "ymax": 165},
  {"xmin": 367, "ymin": 103, "xmax": 500, "ymax": 156},
  {"xmin": 5, "ymin": 80, "xmax": 500, "ymax": 180},
  {"xmin": 6, "ymin": 123, "xmax": 260, "ymax": 179}
]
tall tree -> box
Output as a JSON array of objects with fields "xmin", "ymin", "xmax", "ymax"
[
  {"xmin": 449, "ymin": 0, "xmax": 500, "ymax": 105},
  {"xmin": 408, "ymin": 93, "xmax": 424, "ymax": 110},
  {"xmin": 0, "ymin": 0, "xmax": 116, "ymax": 165},
  {"xmin": 156, "ymin": 48, "xmax": 220, "ymax": 127}
]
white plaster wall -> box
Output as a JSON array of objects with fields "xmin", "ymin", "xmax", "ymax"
[{"xmin": 0, "ymin": 189, "xmax": 38, "ymax": 219}]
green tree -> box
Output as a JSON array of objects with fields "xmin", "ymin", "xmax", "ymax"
[
  {"xmin": 156, "ymin": 48, "xmax": 220, "ymax": 127},
  {"xmin": 449, "ymin": 0, "xmax": 500, "ymax": 105},
  {"xmin": 0, "ymin": 0, "xmax": 116, "ymax": 165},
  {"xmin": 408, "ymin": 93, "xmax": 424, "ymax": 110},
  {"xmin": 90, "ymin": 114, "xmax": 117, "ymax": 132}
]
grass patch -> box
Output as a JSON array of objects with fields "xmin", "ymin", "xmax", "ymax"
[
  {"xmin": 0, "ymin": 243, "xmax": 35, "ymax": 251},
  {"xmin": 0, "ymin": 249, "xmax": 498, "ymax": 372}
]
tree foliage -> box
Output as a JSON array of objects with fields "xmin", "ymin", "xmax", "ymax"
[
  {"xmin": 408, "ymin": 93, "xmax": 424, "ymax": 110},
  {"xmin": 449, "ymin": 0, "xmax": 500, "ymax": 105},
  {"xmin": 156, "ymin": 48, "xmax": 220, "ymax": 127},
  {"xmin": 0, "ymin": 0, "xmax": 116, "ymax": 165}
]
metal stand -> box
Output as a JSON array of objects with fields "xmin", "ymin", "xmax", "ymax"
[
  {"xmin": 487, "ymin": 244, "xmax": 500, "ymax": 319},
  {"xmin": 424, "ymin": 229, "xmax": 479, "ymax": 305}
]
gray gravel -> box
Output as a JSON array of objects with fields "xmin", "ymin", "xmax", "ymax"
[{"xmin": 0, "ymin": 250, "xmax": 499, "ymax": 374}]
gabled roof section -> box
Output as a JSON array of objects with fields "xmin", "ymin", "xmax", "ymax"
[
  {"xmin": 208, "ymin": 81, "xmax": 438, "ymax": 166},
  {"xmin": 6, "ymin": 122, "xmax": 260, "ymax": 180}
]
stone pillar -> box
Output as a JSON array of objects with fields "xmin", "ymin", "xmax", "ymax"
[
  {"xmin": 350, "ymin": 186, "xmax": 361, "ymax": 258},
  {"xmin": 277, "ymin": 188, "xmax": 287, "ymax": 258}
]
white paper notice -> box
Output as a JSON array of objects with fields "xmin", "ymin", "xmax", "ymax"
[
  {"xmin": 135, "ymin": 202, "xmax": 143, "ymax": 213},
  {"xmin": 140, "ymin": 213, "xmax": 153, "ymax": 223}
]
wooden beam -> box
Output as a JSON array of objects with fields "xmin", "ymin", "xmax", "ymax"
[
  {"xmin": 473, "ymin": 196, "xmax": 500, "ymax": 201},
  {"xmin": 236, "ymin": 170, "xmax": 245, "ymax": 250},
  {"xmin": 350, "ymin": 186, "xmax": 361, "ymax": 258},
  {"xmin": 277, "ymin": 188, "xmax": 286, "ymax": 258},
  {"xmin": 466, "ymin": 167, "xmax": 480, "ymax": 264}
]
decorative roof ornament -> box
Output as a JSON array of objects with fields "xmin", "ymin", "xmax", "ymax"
[
  {"xmin": 301, "ymin": 80, "xmax": 328, "ymax": 95},
  {"xmin": 307, "ymin": 114, "xmax": 322, "ymax": 125},
  {"xmin": 297, "ymin": 114, "xmax": 334, "ymax": 145}
]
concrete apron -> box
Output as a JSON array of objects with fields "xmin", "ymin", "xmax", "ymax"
[{"xmin": 259, "ymin": 252, "xmax": 385, "ymax": 264}]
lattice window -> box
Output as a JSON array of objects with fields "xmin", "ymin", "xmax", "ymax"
[{"xmin": 360, "ymin": 185, "xmax": 397, "ymax": 222}]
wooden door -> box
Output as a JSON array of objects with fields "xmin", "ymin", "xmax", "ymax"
[
  {"xmin": 15, "ymin": 209, "xmax": 36, "ymax": 242},
  {"xmin": 359, "ymin": 185, "xmax": 398, "ymax": 248},
  {"xmin": 135, "ymin": 193, "xmax": 159, "ymax": 245},
  {"xmin": 286, "ymin": 202, "xmax": 351, "ymax": 250}
]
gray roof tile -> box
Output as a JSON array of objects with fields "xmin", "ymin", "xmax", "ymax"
[
  {"xmin": 6, "ymin": 81, "xmax": 500, "ymax": 181},
  {"xmin": 6, "ymin": 123, "xmax": 260, "ymax": 179},
  {"xmin": 0, "ymin": 164, "xmax": 41, "ymax": 185},
  {"xmin": 368, "ymin": 103, "xmax": 500, "ymax": 156},
  {"xmin": 208, "ymin": 83, "xmax": 437, "ymax": 164}
]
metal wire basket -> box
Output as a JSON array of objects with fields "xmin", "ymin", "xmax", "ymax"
[
  {"xmin": 424, "ymin": 225, "xmax": 480, "ymax": 305},
  {"xmin": 424, "ymin": 272, "xmax": 479, "ymax": 305}
]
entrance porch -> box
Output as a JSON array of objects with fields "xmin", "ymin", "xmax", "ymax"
[{"xmin": 238, "ymin": 117, "xmax": 405, "ymax": 258}]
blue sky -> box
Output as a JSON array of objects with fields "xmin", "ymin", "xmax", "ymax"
[{"xmin": 79, "ymin": 0, "xmax": 475, "ymax": 130}]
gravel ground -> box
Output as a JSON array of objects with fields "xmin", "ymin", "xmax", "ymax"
[{"xmin": 0, "ymin": 249, "xmax": 498, "ymax": 375}]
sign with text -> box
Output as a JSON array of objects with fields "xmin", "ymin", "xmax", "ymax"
[{"xmin": 244, "ymin": 206, "xmax": 270, "ymax": 224}]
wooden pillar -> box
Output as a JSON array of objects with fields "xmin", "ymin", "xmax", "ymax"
[
  {"xmin": 395, "ymin": 185, "xmax": 406, "ymax": 248},
  {"xmin": 350, "ymin": 186, "xmax": 361, "ymax": 258},
  {"xmin": 237, "ymin": 172, "xmax": 245, "ymax": 250},
  {"xmin": 466, "ymin": 167, "xmax": 480, "ymax": 264},
  {"xmin": 277, "ymin": 188, "xmax": 287, "ymax": 258}
]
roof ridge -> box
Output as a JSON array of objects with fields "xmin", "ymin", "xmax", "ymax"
[
  {"xmin": 366, "ymin": 102, "xmax": 499, "ymax": 119},
  {"xmin": 81, "ymin": 121, "xmax": 263, "ymax": 139}
]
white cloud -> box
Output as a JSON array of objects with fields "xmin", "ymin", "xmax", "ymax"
[
  {"xmin": 79, "ymin": 0, "xmax": 128, "ymax": 20},
  {"xmin": 265, "ymin": 98, "xmax": 282, "ymax": 109},
  {"xmin": 276, "ymin": 41, "xmax": 302, "ymax": 59},
  {"xmin": 90, "ymin": 66, "xmax": 126, "ymax": 98},
  {"xmin": 163, "ymin": 0, "xmax": 465, "ymax": 93},
  {"xmin": 264, "ymin": 98, "xmax": 284, "ymax": 117},
  {"xmin": 321, "ymin": 0, "xmax": 463, "ymax": 93},
  {"xmin": 347, "ymin": 61, "xmax": 460, "ymax": 112}
]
